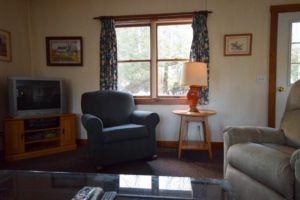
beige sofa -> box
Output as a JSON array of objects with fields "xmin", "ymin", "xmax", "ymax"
[{"xmin": 224, "ymin": 80, "xmax": 300, "ymax": 200}]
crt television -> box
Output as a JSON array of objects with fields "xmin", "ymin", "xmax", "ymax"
[{"xmin": 8, "ymin": 76, "xmax": 66, "ymax": 118}]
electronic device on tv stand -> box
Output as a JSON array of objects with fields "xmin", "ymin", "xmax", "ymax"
[{"xmin": 8, "ymin": 76, "xmax": 67, "ymax": 118}]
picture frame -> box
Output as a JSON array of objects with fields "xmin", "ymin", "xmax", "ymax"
[
  {"xmin": 224, "ymin": 33, "xmax": 252, "ymax": 56},
  {"xmin": 46, "ymin": 36, "xmax": 83, "ymax": 66},
  {"xmin": 0, "ymin": 29, "xmax": 12, "ymax": 62}
]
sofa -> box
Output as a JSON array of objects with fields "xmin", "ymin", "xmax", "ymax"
[
  {"xmin": 81, "ymin": 90, "xmax": 160, "ymax": 168},
  {"xmin": 224, "ymin": 80, "xmax": 300, "ymax": 200}
]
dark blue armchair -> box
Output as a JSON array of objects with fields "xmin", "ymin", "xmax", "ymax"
[{"xmin": 81, "ymin": 90, "xmax": 160, "ymax": 168}]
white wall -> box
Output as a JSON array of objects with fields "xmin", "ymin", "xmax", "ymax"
[
  {"xmin": 12, "ymin": 0, "xmax": 300, "ymax": 142},
  {"xmin": 0, "ymin": 0, "xmax": 31, "ymax": 149}
]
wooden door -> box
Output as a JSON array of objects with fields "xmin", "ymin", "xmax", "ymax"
[
  {"xmin": 268, "ymin": 4, "xmax": 300, "ymax": 127},
  {"xmin": 4, "ymin": 120, "xmax": 25, "ymax": 155},
  {"xmin": 275, "ymin": 12, "xmax": 300, "ymax": 128},
  {"xmin": 60, "ymin": 115, "xmax": 76, "ymax": 146}
]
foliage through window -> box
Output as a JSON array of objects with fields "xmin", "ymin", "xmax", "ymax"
[
  {"xmin": 116, "ymin": 21, "xmax": 192, "ymax": 98},
  {"xmin": 290, "ymin": 22, "xmax": 300, "ymax": 84},
  {"xmin": 116, "ymin": 26, "xmax": 151, "ymax": 96},
  {"xmin": 157, "ymin": 24, "xmax": 192, "ymax": 96}
]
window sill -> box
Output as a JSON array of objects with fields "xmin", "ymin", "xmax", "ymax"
[{"xmin": 134, "ymin": 98, "xmax": 187, "ymax": 105}]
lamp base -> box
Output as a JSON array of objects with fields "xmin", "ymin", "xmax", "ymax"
[{"xmin": 187, "ymin": 85, "xmax": 200, "ymax": 112}]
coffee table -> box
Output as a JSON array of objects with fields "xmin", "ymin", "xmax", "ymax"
[{"xmin": 0, "ymin": 170, "xmax": 235, "ymax": 199}]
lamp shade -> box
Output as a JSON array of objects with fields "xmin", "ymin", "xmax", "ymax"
[{"xmin": 180, "ymin": 62, "xmax": 208, "ymax": 87}]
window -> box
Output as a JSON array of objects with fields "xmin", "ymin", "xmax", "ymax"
[
  {"xmin": 157, "ymin": 23, "xmax": 193, "ymax": 96},
  {"xmin": 116, "ymin": 26, "xmax": 151, "ymax": 96},
  {"xmin": 290, "ymin": 22, "xmax": 300, "ymax": 84},
  {"xmin": 116, "ymin": 20, "xmax": 193, "ymax": 102}
]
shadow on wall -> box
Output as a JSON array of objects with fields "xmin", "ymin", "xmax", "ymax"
[
  {"xmin": 0, "ymin": 76, "xmax": 8, "ymax": 151},
  {"xmin": 0, "ymin": 76, "xmax": 8, "ymax": 130}
]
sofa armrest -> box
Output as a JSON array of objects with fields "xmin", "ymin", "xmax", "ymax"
[
  {"xmin": 130, "ymin": 110, "xmax": 160, "ymax": 129},
  {"xmin": 223, "ymin": 126, "xmax": 285, "ymax": 175}
]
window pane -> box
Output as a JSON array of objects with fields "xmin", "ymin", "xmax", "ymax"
[
  {"xmin": 116, "ymin": 26, "xmax": 150, "ymax": 60},
  {"xmin": 158, "ymin": 61, "xmax": 187, "ymax": 96},
  {"xmin": 291, "ymin": 64, "xmax": 300, "ymax": 84},
  {"xmin": 157, "ymin": 24, "xmax": 193, "ymax": 59},
  {"xmin": 292, "ymin": 22, "xmax": 300, "ymax": 43},
  {"xmin": 118, "ymin": 62, "xmax": 150, "ymax": 96},
  {"xmin": 291, "ymin": 43, "xmax": 300, "ymax": 63}
]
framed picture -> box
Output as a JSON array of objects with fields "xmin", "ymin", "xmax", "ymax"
[
  {"xmin": 46, "ymin": 36, "xmax": 83, "ymax": 66},
  {"xmin": 224, "ymin": 33, "xmax": 252, "ymax": 56},
  {"xmin": 0, "ymin": 29, "xmax": 12, "ymax": 62}
]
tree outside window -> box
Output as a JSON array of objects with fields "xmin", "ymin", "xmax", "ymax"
[
  {"xmin": 290, "ymin": 22, "xmax": 300, "ymax": 84},
  {"xmin": 116, "ymin": 21, "xmax": 193, "ymax": 99}
]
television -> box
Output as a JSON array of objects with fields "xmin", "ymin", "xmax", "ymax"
[{"xmin": 8, "ymin": 76, "xmax": 66, "ymax": 118}]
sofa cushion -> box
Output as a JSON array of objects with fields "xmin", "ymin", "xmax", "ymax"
[
  {"xmin": 227, "ymin": 143, "xmax": 296, "ymax": 199},
  {"xmin": 103, "ymin": 123, "xmax": 148, "ymax": 143}
]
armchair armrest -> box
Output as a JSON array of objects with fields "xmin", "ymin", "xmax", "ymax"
[
  {"xmin": 292, "ymin": 150, "xmax": 300, "ymax": 200},
  {"xmin": 130, "ymin": 110, "xmax": 160, "ymax": 129},
  {"xmin": 224, "ymin": 126, "xmax": 285, "ymax": 148},
  {"xmin": 223, "ymin": 126, "xmax": 285, "ymax": 174},
  {"xmin": 291, "ymin": 149, "xmax": 300, "ymax": 170},
  {"xmin": 81, "ymin": 114, "xmax": 104, "ymax": 142}
]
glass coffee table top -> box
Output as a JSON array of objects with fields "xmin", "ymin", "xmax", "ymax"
[{"xmin": 0, "ymin": 170, "xmax": 235, "ymax": 200}]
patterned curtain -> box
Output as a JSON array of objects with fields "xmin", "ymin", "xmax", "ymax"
[
  {"xmin": 100, "ymin": 18, "xmax": 118, "ymax": 90},
  {"xmin": 190, "ymin": 12, "xmax": 209, "ymax": 105}
]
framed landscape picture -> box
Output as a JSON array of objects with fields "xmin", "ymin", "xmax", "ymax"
[
  {"xmin": 46, "ymin": 36, "xmax": 83, "ymax": 66},
  {"xmin": 224, "ymin": 33, "xmax": 252, "ymax": 56},
  {"xmin": 0, "ymin": 29, "xmax": 12, "ymax": 62}
]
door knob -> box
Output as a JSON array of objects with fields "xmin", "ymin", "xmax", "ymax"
[{"xmin": 277, "ymin": 86, "xmax": 284, "ymax": 92}]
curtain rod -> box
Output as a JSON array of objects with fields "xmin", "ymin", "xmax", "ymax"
[{"xmin": 93, "ymin": 10, "xmax": 212, "ymax": 21}]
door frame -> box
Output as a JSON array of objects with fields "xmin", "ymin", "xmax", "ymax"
[{"xmin": 268, "ymin": 4, "xmax": 300, "ymax": 127}]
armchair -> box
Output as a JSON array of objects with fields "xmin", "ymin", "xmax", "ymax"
[
  {"xmin": 81, "ymin": 90, "xmax": 160, "ymax": 168},
  {"xmin": 224, "ymin": 80, "xmax": 300, "ymax": 200}
]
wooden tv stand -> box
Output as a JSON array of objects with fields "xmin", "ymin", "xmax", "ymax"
[{"xmin": 4, "ymin": 114, "xmax": 77, "ymax": 161}]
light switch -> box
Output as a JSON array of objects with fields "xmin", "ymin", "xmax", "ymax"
[{"xmin": 256, "ymin": 74, "xmax": 266, "ymax": 83}]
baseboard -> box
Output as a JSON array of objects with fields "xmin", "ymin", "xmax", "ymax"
[
  {"xmin": 157, "ymin": 141, "xmax": 223, "ymax": 151},
  {"xmin": 77, "ymin": 139, "xmax": 87, "ymax": 145},
  {"xmin": 156, "ymin": 141, "xmax": 178, "ymax": 148},
  {"xmin": 77, "ymin": 139, "xmax": 223, "ymax": 150}
]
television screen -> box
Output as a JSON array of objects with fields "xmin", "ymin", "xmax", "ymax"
[{"xmin": 16, "ymin": 80, "xmax": 61, "ymax": 110}]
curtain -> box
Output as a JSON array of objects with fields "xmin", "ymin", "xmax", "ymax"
[
  {"xmin": 100, "ymin": 18, "xmax": 118, "ymax": 90},
  {"xmin": 190, "ymin": 12, "xmax": 209, "ymax": 105}
]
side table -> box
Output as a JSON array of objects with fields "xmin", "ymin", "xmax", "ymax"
[{"xmin": 173, "ymin": 109, "xmax": 216, "ymax": 160}]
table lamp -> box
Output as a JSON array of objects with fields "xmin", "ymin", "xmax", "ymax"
[{"xmin": 180, "ymin": 62, "xmax": 207, "ymax": 112}]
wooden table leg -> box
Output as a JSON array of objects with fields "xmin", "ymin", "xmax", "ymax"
[
  {"xmin": 178, "ymin": 116, "xmax": 187, "ymax": 159},
  {"xmin": 203, "ymin": 117, "xmax": 212, "ymax": 160}
]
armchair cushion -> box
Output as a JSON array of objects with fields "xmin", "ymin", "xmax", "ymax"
[
  {"xmin": 227, "ymin": 143, "xmax": 295, "ymax": 199},
  {"xmin": 102, "ymin": 124, "xmax": 148, "ymax": 143}
]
